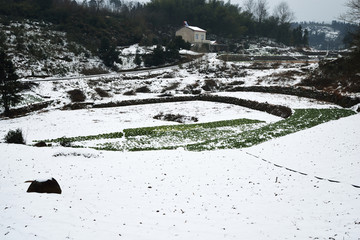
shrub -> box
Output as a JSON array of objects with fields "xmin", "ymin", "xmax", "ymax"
[
  {"xmin": 95, "ymin": 88, "xmax": 110, "ymax": 98},
  {"xmin": 144, "ymin": 45, "xmax": 165, "ymax": 67},
  {"xmin": 202, "ymin": 79, "xmax": 219, "ymax": 91},
  {"xmin": 227, "ymin": 80, "xmax": 245, "ymax": 86},
  {"xmin": 123, "ymin": 90, "xmax": 136, "ymax": 96},
  {"xmin": 153, "ymin": 113, "xmax": 198, "ymax": 123},
  {"xmin": 59, "ymin": 137, "xmax": 71, "ymax": 147},
  {"xmin": 68, "ymin": 89, "xmax": 86, "ymax": 102},
  {"xmin": 80, "ymin": 67, "xmax": 109, "ymax": 75},
  {"xmin": 161, "ymin": 82, "xmax": 179, "ymax": 92},
  {"xmin": 134, "ymin": 51, "xmax": 142, "ymax": 67},
  {"xmin": 135, "ymin": 86, "xmax": 151, "ymax": 93},
  {"xmin": 4, "ymin": 128, "xmax": 25, "ymax": 144}
]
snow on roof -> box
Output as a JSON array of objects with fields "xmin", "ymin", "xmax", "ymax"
[{"xmin": 187, "ymin": 26, "xmax": 206, "ymax": 32}]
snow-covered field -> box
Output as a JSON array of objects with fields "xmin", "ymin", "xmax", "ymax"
[
  {"xmin": 1, "ymin": 88, "xmax": 360, "ymax": 239},
  {"xmin": 1, "ymin": 46, "xmax": 360, "ymax": 239},
  {"xmin": 1, "ymin": 112, "xmax": 359, "ymax": 239}
]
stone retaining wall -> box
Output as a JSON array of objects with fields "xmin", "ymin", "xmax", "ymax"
[
  {"xmin": 0, "ymin": 100, "xmax": 53, "ymax": 118},
  {"xmin": 92, "ymin": 95, "xmax": 292, "ymax": 118},
  {"xmin": 224, "ymin": 86, "xmax": 360, "ymax": 108}
]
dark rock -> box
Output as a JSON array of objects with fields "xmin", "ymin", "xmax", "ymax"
[
  {"xmin": 26, "ymin": 178, "xmax": 62, "ymax": 194},
  {"xmin": 34, "ymin": 141, "xmax": 47, "ymax": 147},
  {"xmin": 135, "ymin": 86, "xmax": 151, "ymax": 93}
]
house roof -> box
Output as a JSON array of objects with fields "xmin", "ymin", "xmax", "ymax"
[{"xmin": 186, "ymin": 26, "xmax": 206, "ymax": 32}]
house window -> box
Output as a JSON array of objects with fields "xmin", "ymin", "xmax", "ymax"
[
  {"xmin": 195, "ymin": 34, "xmax": 198, "ymax": 40},
  {"xmin": 201, "ymin": 34, "xmax": 204, "ymax": 40}
]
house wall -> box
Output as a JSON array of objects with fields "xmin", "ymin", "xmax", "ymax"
[
  {"xmin": 193, "ymin": 32, "xmax": 206, "ymax": 43},
  {"xmin": 175, "ymin": 27, "xmax": 194, "ymax": 43}
]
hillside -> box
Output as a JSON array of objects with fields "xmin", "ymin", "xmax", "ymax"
[
  {"xmin": 4, "ymin": 0, "xmax": 358, "ymax": 81},
  {"xmin": 0, "ymin": 19, "xmax": 107, "ymax": 77},
  {"xmin": 293, "ymin": 21, "xmax": 358, "ymax": 50},
  {"xmin": 0, "ymin": 18, "xmax": 169, "ymax": 78},
  {"xmin": 0, "ymin": 0, "xmax": 311, "ymax": 53}
]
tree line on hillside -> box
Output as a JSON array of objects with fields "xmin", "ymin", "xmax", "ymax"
[
  {"xmin": 0, "ymin": 31, "xmax": 25, "ymax": 116},
  {"xmin": 301, "ymin": 0, "xmax": 360, "ymax": 94},
  {"xmin": 292, "ymin": 21, "xmax": 358, "ymax": 50},
  {"xmin": 141, "ymin": 0, "xmax": 309, "ymax": 46},
  {"xmin": 0, "ymin": 0, "xmax": 145, "ymax": 68},
  {"xmin": 0, "ymin": 0, "xmax": 309, "ymax": 51}
]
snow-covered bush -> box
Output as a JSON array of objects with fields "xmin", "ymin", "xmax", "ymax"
[
  {"xmin": 4, "ymin": 128, "xmax": 25, "ymax": 144},
  {"xmin": 67, "ymin": 89, "xmax": 86, "ymax": 102},
  {"xmin": 153, "ymin": 113, "xmax": 198, "ymax": 123}
]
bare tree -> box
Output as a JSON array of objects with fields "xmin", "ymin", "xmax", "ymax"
[
  {"xmin": 254, "ymin": 0, "xmax": 268, "ymax": 23},
  {"xmin": 273, "ymin": 1, "xmax": 295, "ymax": 24},
  {"xmin": 341, "ymin": 0, "xmax": 360, "ymax": 23},
  {"xmin": 243, "ymin": 0, "xmax": 256, "ymax": 15},
  {"xmin": 341, "ymin": 0, "xmax": 360, "ymax": 53}
]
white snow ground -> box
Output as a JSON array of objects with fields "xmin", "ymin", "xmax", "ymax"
[
  {"xmin": 1, "ymin": 105, "xmax": 359, "ymax": 239},
  {"xmin": 0, "ymin": 101, "xmax": 281, "ymax": 143}
]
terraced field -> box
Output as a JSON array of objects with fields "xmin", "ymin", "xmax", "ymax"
[{"xmin": 37, "ymin": 108, "xmax": 355, "ymax": 152}]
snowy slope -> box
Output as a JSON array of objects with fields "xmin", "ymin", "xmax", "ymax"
[
  {"xmin": 1, "ymin": 112, "xmax": 359, "ymax": 240},
  {"xmin": 0, "ymin": 20, "xmax": 106, "ymax": 78},
  {"xmin": 247, "ymin": 113, "xmax": 360, "ymax": 185}
]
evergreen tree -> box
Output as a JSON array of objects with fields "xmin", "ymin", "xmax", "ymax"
[
  {"xmin": 144, "ymin": 45, "xmax": 166, "ymax": 67},
  {"xmin": 151, "ymin": 45, "xmax": 165, "ymax": 66},
  {"xmin": 0, "ymin": 50, "xmax": 22, "ymax": 116},
  {"xmin": 98, "ymin": 37, "xmax": 120, "ymax": 68},
  {"xmin": 134, "ymin": 49, "xmax": 142, "ymax": 67},
  {"xmin": 302, "ymin": 29, "xmax": 309, "ymax": 46},
  {"xmin": 35, "ymin": 0, "xmax": 54, "ymax": 10},
  {"xmin": 291, "ymin": 25, "xmax": 307, "ymax": 46}
]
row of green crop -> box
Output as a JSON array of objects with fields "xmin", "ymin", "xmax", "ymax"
[
  {"xmin": 40, "ymin": 132, "xmax": 123, "ymax": 143},
  {"xmin": 123, "ymin": 118, "xmax": 263, "ymax": 137},
  {"xmin": 120, "ymin": 124, "xmax": 263, "ymax": 151}
]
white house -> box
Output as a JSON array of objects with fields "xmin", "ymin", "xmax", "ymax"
[{"xmin": 175, "ymin": 22, "xmax": 210, "ymax": 45}]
